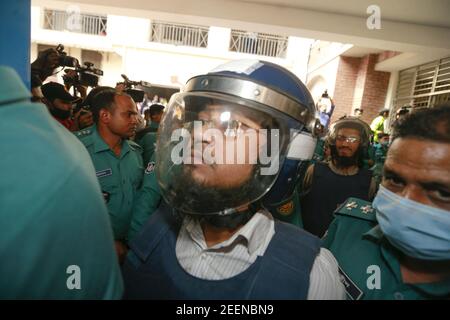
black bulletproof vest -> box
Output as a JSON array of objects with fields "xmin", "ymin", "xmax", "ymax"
[{"xmin": 301, "ymin": 162, "xmax": 372, "ymax": 237}]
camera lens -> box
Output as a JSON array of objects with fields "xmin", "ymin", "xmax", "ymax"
[{"xmin": 59, "ymin": 56, "xmax": 79, "ymax": 68}]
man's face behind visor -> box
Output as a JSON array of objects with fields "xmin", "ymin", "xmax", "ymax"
[{"xmin": 156, "ymin": 93, "xmax": 291, "ymax": 215}]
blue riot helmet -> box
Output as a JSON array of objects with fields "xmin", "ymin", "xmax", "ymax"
[{"xmin": 156, "ymin": 59, "xmax": 318, "ymax": 218}]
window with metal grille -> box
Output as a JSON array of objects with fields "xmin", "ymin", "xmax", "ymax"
[
  {"xmin": 392, "ymin": 56, "xmax": 450, "ymax": 114},
  {"xmin": 43, "ymin": 9, "xmax": 107, "ymax": 36},
  {"xmin": 229, "ymin": 30, "xmax": 288, "ymax": 58},
  {"xmin": 150, "ymin": 21, "xmax": 209, "ymax": 48}
]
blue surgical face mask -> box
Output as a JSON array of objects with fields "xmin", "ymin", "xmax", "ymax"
[{"xmin": 373, "ymin": 185, "xmax": 450, "ymax": 261}]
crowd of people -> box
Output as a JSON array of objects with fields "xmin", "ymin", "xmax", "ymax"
[{"xmin": 0, "ymin": 47, "xmax": 449, "ymax": 300}]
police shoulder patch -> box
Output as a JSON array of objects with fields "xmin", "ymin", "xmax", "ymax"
[
  {"xmin": 145, "ymin": 161, "xmax": 155, "ymax": 174},
  {"xmin": 277, "ymin": 200, "xmax": 294, "ymax": 216},
  {"xmin": 335, "ymin": 197, "xmax": 377, "ymax": 222}
]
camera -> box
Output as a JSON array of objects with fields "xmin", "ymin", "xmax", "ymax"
[
  {"xmin": 55, "ymin": 44, "xmax": 79, "ymax": 68},
  {"xmin": 117, "ymin": 74, "xmax": 151, "ymax": 103},
  {"xmin": 63, "ymin": 61, "xmax": 104, "ymax": 88}
]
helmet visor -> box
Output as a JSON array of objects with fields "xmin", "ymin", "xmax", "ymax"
[{"xmin": 156, "ymin": 92, "xmax": 293, "ymax": 215}]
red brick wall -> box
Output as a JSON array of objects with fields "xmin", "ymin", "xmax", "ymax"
[
  {"xmin": 330, "ymin": 54, "xmax": 391, "ymax": 126},
  {"xmin": 359, "ymin": 54, "xmax": 391, "ymax": 124},
  {"xmin": 331, "ymin": 56, "xmax": 360, "ymax": 122}
]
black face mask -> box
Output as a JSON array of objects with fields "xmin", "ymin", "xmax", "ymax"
[{"xmin": 49, "ymin": 105, "xmax": 71, "ymax": 120}]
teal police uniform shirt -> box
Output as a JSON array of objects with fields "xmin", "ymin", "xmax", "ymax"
[
  {"xmin": 323, "ymin": 198, "xmax": 450, "ymax": 300},
  {"xmin": 78, "ymin": 126, "xmax": 144, "ymax": 241},
  {"xmin": 0, "ymin": 66, "xmax": 123, "ymax": 299},
  {"xmin": 128, "ymin": 155, "xmax": 162, "ymax": 240},
  {"xmin": 136, "ymin": 131, "xmax": 157, "ymax": 166},
  {"xmin": 370, "ymin": 143, "xmax": 388, "ymax": 185},
  {"xmin": 148, "ymin": 121, "xmax": 159, "ymax": 130}
]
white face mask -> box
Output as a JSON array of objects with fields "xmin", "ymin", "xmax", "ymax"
[{"xmin": 373, "ymin": 185, "xmax": 450, "ymax": 261}]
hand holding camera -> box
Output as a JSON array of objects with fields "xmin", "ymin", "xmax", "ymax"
[
  {"xmin": 116, "ymin": 74, "xmax": 151, "ymax": 103},
  {"xmin": 73, "ymin": 107, "xmax": 94, "ymax": 130},
  {"xmin": 31, "ymin": 44, "xmax": 79, "ymax": 89},
  {"xmin": 63, "ymin": 61, "xmax": 104, "ymax": 90}
]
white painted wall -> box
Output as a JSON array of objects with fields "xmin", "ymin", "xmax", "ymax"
[
  {"xmin": 31, "ymin": 4, "xmax": 313, "ymax": 90},
  {"xmin": 286, "ymin": 36, "xmax": 314, "ymax": 83},
  {"xmin": 306, "ymin": 57, "xmax": 340, "ymax": 103}
]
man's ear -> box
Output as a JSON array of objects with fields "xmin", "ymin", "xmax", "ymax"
[{"xmin": 99, "ymin": 108, "xmax": 111, "ymax": 124}]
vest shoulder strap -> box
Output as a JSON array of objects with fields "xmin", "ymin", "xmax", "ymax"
[{"xmin": 128, "ymin": 201, "xmax": 180, "ymax": 262}]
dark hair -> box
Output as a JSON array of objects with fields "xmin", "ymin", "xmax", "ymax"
[
  {"xmin": 90, "ymin": 89, "xmax": 117, "ymax": 123},
  {"xmin": 81, "ymin": 86, "xmax": 114, "ymax": 109},
  {"xmin": 391, "ymin": 104, "xmax": 450, "ymax": 143},
  {"xmin": 148, "ymin": 103, "xmax": 165, "ymax": 116}
]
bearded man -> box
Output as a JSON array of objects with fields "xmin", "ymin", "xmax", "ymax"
[{"xmin": 301, "ymin": 117, "xmax": 377, "ymax": 237}]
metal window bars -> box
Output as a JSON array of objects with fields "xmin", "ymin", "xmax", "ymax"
[
  {"xmin": 389, "ymin": 56, "xmax": 450, "ymax": 126},
  {"xmin": 150, "ymin": 21, "xmax": 209, "ymax": 48},
  {"xmin": 229, "ymin": 30, "xmax": 288, "ymax": 58},
  {"xmin": 43, "ymin": 9, "xmax": 107, "ymax": 36}
]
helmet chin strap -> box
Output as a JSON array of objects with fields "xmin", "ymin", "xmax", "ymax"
[{"xmin": 184, "ymin": 202, "xmax": 261, "ymax": 229}]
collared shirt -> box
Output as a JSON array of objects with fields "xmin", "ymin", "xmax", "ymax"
[
  {"xmin": 176, "ymin": 210, "xmax": 345, "ymax": 300},
  {"xmin": 324, "ymin": 198, "xmax": 450, "ymax": 300},
  {"xmin": 78, "ymin": 127, "xmax": 144, "ymax": 240},
  {"xmin": 364, "ymin": 226, "xmax": 450, "ymax": 298},
  {"xmin": 136, "ymin": 132, "xmax": 157, "ymax": 166},
  {"xmin": 0, "ymin": 66, "xmax": 123, "ymax": 299}
]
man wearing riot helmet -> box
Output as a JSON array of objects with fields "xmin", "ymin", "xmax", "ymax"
[
  {"xmin": 122, "ymin": 59, "xmax": 345, "ymax": 299},
  {"xmin": 324, "ymin": 104, "xmax": 450, "ymax": 300},
  {"xmin": 301, "ymin": 116, "xmax": 377, "ymax": 238}
]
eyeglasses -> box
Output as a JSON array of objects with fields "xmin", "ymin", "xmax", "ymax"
[{"xmin": 336, "ymin": 135, "xmax": 360, "ymax": 144}]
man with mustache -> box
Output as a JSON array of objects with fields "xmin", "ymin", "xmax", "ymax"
[
  {"xmin": 77, "ymin": 88, "xmax": 144, "ymax": 263},
  {"xmin": 122, "ymin": 60, "xmax": 345, "ymax": 299},
  {"xmin": 301, "ymin": 117, "xmax": 376, "ymax": 237},
  {"xmin": 324, "ymin": 104, "xmax": 450, "ymax": 299}
]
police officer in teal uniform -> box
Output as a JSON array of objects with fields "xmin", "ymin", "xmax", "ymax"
[
  {"xmin": 77, "ymin": 88, "xmax": 144, "ymax": 261},
  {"xmin": 128, "ymin": 155, "xmax": 162, "ymax": 240},
  {"xmin": 324, "ymin": 104, "xmax": 450, "ymax": 300},
  {"xmin": 371, "ymin": 132, "xmax": 390, "ymax": 185},
  {"xmin": 0, "ymin": 66, "xmax": 123, "ymax": 299},
  {"xmin": 135, "ymin": 103, "xmax": 165, "ymax": 164},
  {"xmin": 137, "ymin": 131, "xmax": 157, "ymax": 165}
]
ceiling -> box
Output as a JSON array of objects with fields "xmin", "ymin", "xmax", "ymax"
[
  {"xmin": 240, "ymin": 0, "xmax": 450, "ymax": 29},
  {"xmin": 42, "ymin": 0, "xmax": 450, "ymax": 55}
]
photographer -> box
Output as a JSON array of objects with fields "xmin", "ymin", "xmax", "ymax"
[
  {"xmin": 41, "ymin": 82, "xmax": 93, "ymax": 131},
  {"xmin": 63, "ymin": 69, "xmax": 88, "ymax": 99},
  {"xmin": 30, "ymin": 45, "xmax": 78, "ymax": 101}
]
